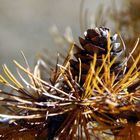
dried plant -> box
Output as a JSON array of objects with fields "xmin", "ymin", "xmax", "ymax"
[{"xmin": 0, "ymin": 26, "xmax": 139, "ymax": 140}]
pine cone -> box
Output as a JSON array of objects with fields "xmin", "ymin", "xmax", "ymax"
[{"xmin": 70, "ymin": 27, "xmax": 126, "ymax": 85}]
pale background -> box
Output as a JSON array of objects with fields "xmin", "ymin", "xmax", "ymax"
[{"xmin": 0, "ymin": 0, "xmax": 122, "ymax": 70}]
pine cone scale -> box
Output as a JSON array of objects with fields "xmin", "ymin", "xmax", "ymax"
[
  {"xmin": 83, "ymin": 43, "xmax": 105, "ymax": 54},
  {"xmin": 70, "ymin": 59, "xmax": 90, "ymax": 74},
  {"xmin": 91, "ymin": 36, "xmax": 107, "ymax": 47},
  {"xmin": 74, "ymin": 53, "xmax": 93, "ymax": 62}
]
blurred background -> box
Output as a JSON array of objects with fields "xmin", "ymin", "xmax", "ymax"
[
  {"xmin": 0, "ymin": 0, "xmax": 120, "ymax": 67},
  {"xmin": 0, "ymin": 0, "xmax": 139, "ymax": 70}
]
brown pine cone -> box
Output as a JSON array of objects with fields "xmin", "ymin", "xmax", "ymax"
[{"xmin": 70, "ymin": 27, "xmax": 126, "ymax": 85}]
